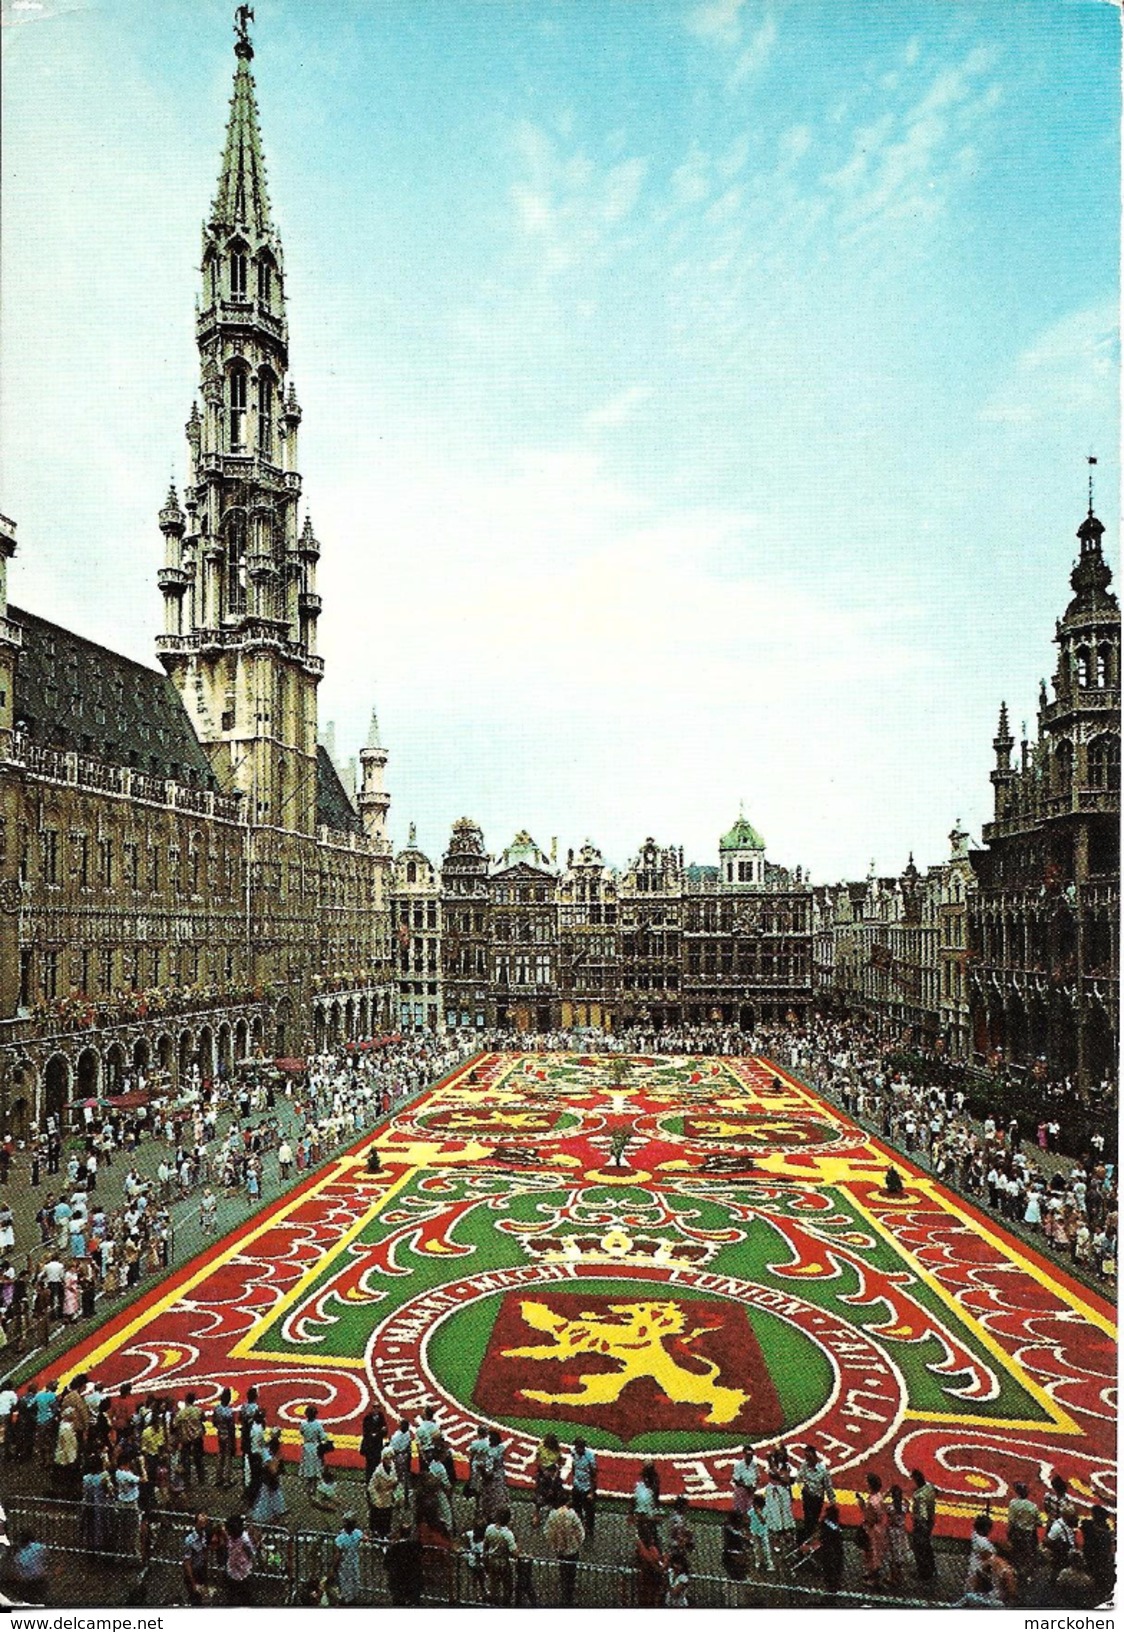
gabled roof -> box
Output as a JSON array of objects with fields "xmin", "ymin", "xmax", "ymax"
[
  {"xmin": 9, "ymin": 606, "xmax": 219, "ymax": 788},
  {"xmin": 491, "ymin": 830, "xmax": 555, "ymax": 875},
  {"xmin": 316, "ymin": 744, "xmax": 363, "ymax": 836}
]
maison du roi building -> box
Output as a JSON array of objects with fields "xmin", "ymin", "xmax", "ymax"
[
  {"xmin": 813, "ymin": 501, "xmax": 1120, "ymax": 1093},
  {"xmin": 0, "ymin": 25, "xmax": 395, "ymax": 1137},
  {"xmin": 392, "ymin": 817, "xmax": 815, "ymax": 1036}
]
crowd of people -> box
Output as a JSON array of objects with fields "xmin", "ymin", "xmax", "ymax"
[
  {"xmin": 758, "ymin": 1016, "xmax": 1117, "ymax": 1282},
  {"xmin": 0, "ymin": 1019, "xmax": 1116, "ymax": 1609},
  {"xmin": 0, "ymin": 1033, "xmax": 474, "ymax": 1358},
  {"xmin": 1, "ymin": 1384, "xmax": 1114, "ymax": 1609}
]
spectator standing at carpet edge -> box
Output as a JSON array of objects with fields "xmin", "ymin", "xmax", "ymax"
[
  {"xmin": 389, "ymin": 1417, "xmax": 413, "ymax": 1492},
  {"xmin": 747, "ymin": 1494, "xmax": 773, "ymax": 1573},
  {"xmin": 331, "ymin": 1512, "xmax": 365, "ymax": 1606},
  {"xmin": 212, "ymin": 1388, "xmax": 237, "ymax": 1490},
  {"xmin": 908, "ymin": 1467, "xmax": 938, "ymax": 1589},
  {"xmin": 1080, "ymin": 1506, "xmax": 1116, "ymax": 1603},
  {"xmin": 797, "ymin": 1443, "xmax": 833, "ymax": 1541},
  {"xmin": 221, "ymin": 1514, "xmax": 258, "ymax": 1606},
  {"xmin": 731, "ymin": 1444, "xmax": 759, "ymax": 1517},
  {"xmin": 1006, "ymin": 1480, "xmax": 1040, "ymax": 1578},
  {"xmin": 569, "ymin": 1436, "xmax": 597, "ymax": 1536},
  {"xmin": 367, "ymin": 1447, "xmax": 399, "ymax": 1538},
  {"xmin": 856, "ymin": 1472, "xmax": 888, "ymax": 1588},
  {"xmin": 762, "ymin": 1458, "xmax": 797, "ymax": 1566},
  {"xmin": 633, "ymin": 1460, "xmax": 662, "ymax": 1530},
  {"xmin": 665, "ymin": 1548, "xmax": 691, "ymax": 1607},
  {"xmin": 483, "ymin": 1504, "xmax": 518, "ymax": 1606},
  {"xmin": 532, "ymin": 1431, "xmax": 564, "ymax": 1526},
  {"xmin": 359, "ymin": 1405, "xmax": 386, "ymax": 1481},
  {"xmin": 299, "ymin": 1404, "xmax": 329, "ymax": 1499},
  {"xmin": 182, "ymin": 1512, "xmax": 215, "ymax": 1606},
  {"xmin": 543, "ymin": 1492, "xmax": 585, "ymax": 1607},
  {"xmin": 8, "ymin": 1530, "xmax": 49, "ymax": 1604},
  {"xmin": 634, "ymin": 1517, "xmax": 667, "ymax": 1608}
]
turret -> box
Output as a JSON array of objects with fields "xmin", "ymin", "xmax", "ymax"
[
  {"xmin": 719, "ymin": 806, "xmax": 766, "ymax": 888},
  {"xmin": 990, "ymin": 701, "xmax": 1016, "ymax": 822},
  {"xmin": 358, "ymin": 706, "xmax": 390, "ymax": 846}
]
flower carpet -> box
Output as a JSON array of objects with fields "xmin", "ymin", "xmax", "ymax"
[{"xmin": 41, "ymin": 1054, "xmax": 1115, "ymax": 1531}]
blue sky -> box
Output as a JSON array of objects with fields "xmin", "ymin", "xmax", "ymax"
[{"xmin": 1, "ymin": 0, "xmax": 1119, "ymax": 879}]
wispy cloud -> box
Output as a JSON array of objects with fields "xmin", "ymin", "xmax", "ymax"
[
  {"xmin": 821, "ymin": 44, "xmax": 1003, "ymax": 243},
  {"xmin": 980, "ymin": 301, "xmax": 1120, "ymax": 425},
  {"xmin": 687, "ymin": 0, "xmax": 776, "ymax": 90},
  {"xmin": 510, "ymin": 121, "xmax": 648, "ymax": 274},
  {"xmin": 584, "ymin": 385, "xmax": 653, "ymax": 431}
]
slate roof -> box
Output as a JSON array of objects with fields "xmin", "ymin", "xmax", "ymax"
[
  {"xmin": 316, "ymin": 744, "xmax": 363, "ymax": 836},
  {"xmin": 9, "ymin": 606, "xmax": 219, "ymax": 788}
]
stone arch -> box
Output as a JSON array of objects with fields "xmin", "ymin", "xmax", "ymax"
[
  {"xmin": 197, "ymin": 1025, "xmax": 215, "ymax": 1082},
  {"xmin": 234, "ymin": 1018, "xmax": 249, "ymax": 1063},
  {"xmin": 1048, "ymin": 989, "xmax": 1077, "ymax": 1077},
  {"xmin": 313, "ymin": 1006, "xmax": 326, "ymax": 1052},
  {"xmin": 76, "ymin": 1047, "xmax": 100, "ymax": 1102},
  {"xmin": 8, "ymin": 1092, "xmax": 30, "ymax": 1141},
  {"xmin": 132, "ymin": 1036, "xmax": 151, "ymax": 1076},
  {"xmin": 344, "ymin": 997, "xmax": 356, "ymax": 1042},
  {"xmin": 1005, "ymin": 991, "xmax": 1028, "ymax": 1066},
  {"xmin": 178, "ymin": 1028, "xmax": 195, "ymax": 1081},
  {"xmin": 157, "ymin": 1033, "xmax": 174, "ymax": 1080},
  {"xmin": 273, "ymin": 996, "xmax": 292, "ymax": 1058},
  {"xmin": 217, "ymin": 1022, "xmax": 233, "ymax": 1079},
  {"xmin": 44, "ymin": 1053, "xmax": 71, "ymax": 1125},
  {"xmin": 104, "ymin": 1041, "xmax": 127, "ymax": 1093},
  {"xmin": 8, "ymin": 1056, "xmax": 37, "ymax": 1138},
  {"xmin": 1085, "ymin": 1002, "xmax": 1117, "ymax": 1086},
  {"xmin": 250, "ymin": 1014, "xmax": 264, "ymax": 1051},
  {"xmin": 1053, "ymin": 737, "xmax": 1074, "ymax": 795},
  {"xmin": 986, "ymin": 990, "xmax": 1006, "ymax": 1054},
  {"xmin": 1027, "ymin": 993, "xmax": 1049, "ymax": 1059}
]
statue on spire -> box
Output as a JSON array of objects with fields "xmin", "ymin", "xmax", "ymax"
[{"xmin": 234, "ymin": 4, "xmax": 254, "ymax": 57}]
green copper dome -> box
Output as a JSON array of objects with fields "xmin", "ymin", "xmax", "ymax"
[{"xmin": 719, "ymin": 814, "xmax": 765, "ymax": 852}]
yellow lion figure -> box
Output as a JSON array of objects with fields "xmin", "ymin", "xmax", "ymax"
[{"xmin": 503, "ymin": 1298, "xmax": 748, "ymax": 1425}]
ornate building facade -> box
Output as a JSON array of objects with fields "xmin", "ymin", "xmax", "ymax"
[
  {"xmin": 0, "ymin": 22, "xmax": 394, "ymax": 1131},
  {"xmin": 968, "ymin": 503, "xmax": 1120, "ymax": 1089},
  {"xmin": 392, "ymin": 815, "xmax": 813, "ymax": 1033}
]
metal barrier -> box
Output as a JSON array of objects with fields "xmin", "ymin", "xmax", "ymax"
[{"xmin": 0, "ymin": 1495, "xmax": 934, "ymax": 1609}]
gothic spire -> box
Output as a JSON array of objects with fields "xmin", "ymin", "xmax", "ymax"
[
  {"xmin": 211, "ymin": 23, "xmax": 273, "ymax": 236},
  {"xmin": 365, "ymin": 707, "xmax": 383, "ymax": 751}
]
